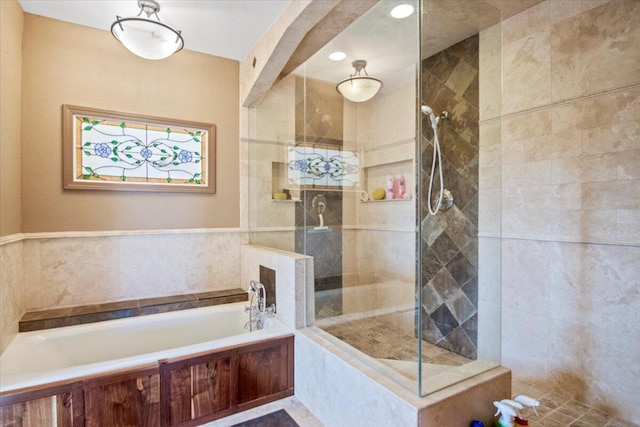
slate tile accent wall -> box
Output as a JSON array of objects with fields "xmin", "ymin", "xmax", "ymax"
[{"xmin": 420, "ymin": 34, "xmax": 479, "ymax": 359}]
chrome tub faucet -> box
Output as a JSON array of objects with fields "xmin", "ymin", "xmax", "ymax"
[{"xmin": 244, "ymin": 280, "xmax": 276, "ymax": 330}]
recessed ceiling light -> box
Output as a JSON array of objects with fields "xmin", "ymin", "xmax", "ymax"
[
  {"xmin": 390, "ymin": 3, "xmax": 414, "ymax": 19},
  {"xmin": 329, "ymin": 51, "xmax": 347, "ymax": 61}
]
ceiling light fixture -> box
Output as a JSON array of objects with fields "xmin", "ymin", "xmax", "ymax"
[
  {"xmin": 111, "ymin": 0, "xmax": 184, "ymax": 60},
  {"xmin": 390, "ymin": 2, "xmax": 415, "ymax": 19},
  {"xmin": 336, "ymin": 60, "xmax": 383, "ymax": 103},
  {"xmin": 329, "ymin": 51, "xmax": 347, "ymax": 61}
]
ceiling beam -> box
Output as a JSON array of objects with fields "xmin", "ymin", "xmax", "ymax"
[
  {"xmin": 276, "ymin": 0, "xmax": 379, "ymax": 84},
  {"xmin": 239, "ymin": 0, "xmax": 378, "ymax": 107}
]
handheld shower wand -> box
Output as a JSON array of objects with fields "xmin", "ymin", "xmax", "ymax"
[
  {"xmin": 421, "ymin": 105, "xmax": 437, "ymax": 123},
  {"xmin": 422, "ymin": 105, "xmax": 445, "ymax": 215}
]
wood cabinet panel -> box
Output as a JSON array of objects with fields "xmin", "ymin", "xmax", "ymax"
[
  {"xmin": 1, "ymin": 334, "xmax": 293, "ymax": 427},
  {"xmin": 165, "ymin": 366, "xmax": 192, "ymax": 425},
  {"xmin": 238, "ymin": 344, "xmax": 286, "ymax": 403},
  {"xmin": 192, "ymin": 357, "xmax": 233, "ymax": 418},
  {"xmin": 83, "ymin": 369, "xmax": 159, "ymax": 427},
  {"xmin": 160, "ymin": 335, "xmax": 294, "ymax": 426},
  {"xmin": 160, "ymin": 350, "xmax": 235, "ymax": 427},
  {"xmin": 237, "ymin": 336, "xmax": 294, "ymax": 409},
  {"xmin": 0, "ymin": 382, "xmax": 83, "ymax": 427},
  {"xmin": 1, "ymin": 397, "xmax": 53, "ymax": 426}
]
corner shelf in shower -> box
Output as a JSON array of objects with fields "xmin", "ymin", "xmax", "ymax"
[{"xmin": 271, "ymin": 199, "xmax": 301, "ymax": 202}]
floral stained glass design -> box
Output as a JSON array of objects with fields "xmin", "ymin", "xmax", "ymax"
[
  {"xmin": 72, "ymin": 113, "xmax": 211, "ymax": 189},
  {"xmin": 287, "ymin": 144, "xmax": 359, "ymax": 187}
]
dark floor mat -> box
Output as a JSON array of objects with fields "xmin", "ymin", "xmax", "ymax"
[{"xmin": 230, "ymin": 409, "xmax": 300, "ymax": 427}]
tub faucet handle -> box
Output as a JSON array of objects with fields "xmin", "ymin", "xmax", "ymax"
[{"xmin": 267, "ymin": 303, "xmax": 276, "ymax": 315}]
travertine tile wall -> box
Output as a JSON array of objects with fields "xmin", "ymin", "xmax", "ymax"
[
  {"xmin": 344, "ymin": 76, "xmax": 416, "ymax": 292},
  {"xmin": 0, "ymin": 240, "xmax": 24, "ymax": 353},
  {"xmin": 18, "ymin": 232, "xmax": 242, "ymax": 311},
  {"xmin": 499, "ymin": 0, "xmax": 639, "ymax": 422},
  {"xmin": 247, "ymin": 75, "xmax": 297, "ymax": 251}
]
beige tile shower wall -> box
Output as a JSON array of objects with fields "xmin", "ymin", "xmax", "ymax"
[
  {"xmin": 248, "ymin": 76, "xmax": 297, "ymax": 251},
  {"xmin": 0, "ymin": 240, "xmax": 24, "ymax": 353},
  {"xmin": 346, "ymin": 76, "xmax": 416, "ymax": 294},
  {"xmin": 499, "ymin": 0, "xmax": 640, "ymax": 422},
  {"xmin": 21, "ymin": 232, "xmax": 242, "ymax": 311}
]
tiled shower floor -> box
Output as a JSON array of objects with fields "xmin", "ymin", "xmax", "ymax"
[{"xmin": 320, "ymin": 313, "xmax": 472, "ymax": 366}]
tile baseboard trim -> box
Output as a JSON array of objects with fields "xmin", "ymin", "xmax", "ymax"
[{"xmin": 0, "ymin": 228, "xmax": 247, "ymax": 246}]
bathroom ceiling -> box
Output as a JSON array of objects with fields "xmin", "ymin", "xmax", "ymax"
[
  {"xmin": 17, "ymin": 0, "xmax": 290, "ymax": 61},
  {"xmin": 18, "ymin": 0, "xmax": 543, "ymax": 81},
  {"xmin": 296, "ymin": 0, "xmax": 544, "ymax": 86}
]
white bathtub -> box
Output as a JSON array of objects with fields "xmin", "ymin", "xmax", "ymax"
[{"xmin": 0, "ymin": 301, "xmax": 291, "ymax": 393}]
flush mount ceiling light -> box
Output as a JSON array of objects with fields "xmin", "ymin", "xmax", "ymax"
[
  {"xmin": 336, "ymin": 60, "xmax": 383, "ymax": 103},
  {"xmin": 111, "ymin": 0, "xmax": 184, "ymax": 60},
  {"xmin": 390, "ymin": 1, "xmax": 415, "ymax": 19},
  {"xmin": 329, "ymin": 51, "xmax": 347, "ymax": 61}
]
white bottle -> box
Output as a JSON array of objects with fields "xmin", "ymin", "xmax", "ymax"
[
  {"xmin": 386, "ymin": 176, "xmax": 394, "ymax": 200},
  {"xmin": 494, "ymin": 401, "xmax": 517, "ymax": 427},
  {"xmin": 514, "ymin": 395, "xmax": 540, "ymax": 421},
  {"xmin": 395, "ymin": 174, "xmax": 405, "ymax": 199}
]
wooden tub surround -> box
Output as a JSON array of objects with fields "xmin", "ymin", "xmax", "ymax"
[{"xmin": 0, "ymin": 335, "xmax": 294, "ymax": 427}]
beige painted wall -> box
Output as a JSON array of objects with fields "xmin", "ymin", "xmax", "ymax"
[
  {"xmin": 0, "ymin": 0, "xmax": 25, "ymax": 354},
  {"xmin": 20, "ymin": 14, "xmax": 240, "ymax": 232},
  {"xmin": 0, "ymin": 0, "xmax": 24, "ymax": 237},
  {"xmin": 498, "ymin": 0, "xmax": 640, "ymax": 422}
]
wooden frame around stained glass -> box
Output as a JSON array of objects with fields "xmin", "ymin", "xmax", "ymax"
[{"xmin": 63, "ymin": 105, "xmax": 216, "ymax": 193}]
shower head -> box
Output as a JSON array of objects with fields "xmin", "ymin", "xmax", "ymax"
[
  {"xmin": 421, "ymin": 105, "xmax": 448, "ymax": 126},
  {"xmin": 421, "ymin": 104, "xmax": 438, "ymax": 128},
  {"xmin": 421, "ymin": 105, "xmax": 433, "ymax": 115}
]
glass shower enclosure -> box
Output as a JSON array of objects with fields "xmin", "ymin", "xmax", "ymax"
[{"xmin": 247, "ymin": 0, "xmax": 502, "ymax": 397}]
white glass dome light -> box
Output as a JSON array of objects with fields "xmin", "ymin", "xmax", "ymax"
[
  {"xmin": 112, "ymin": 0, "xmax": 184, "ymax": 60},
  {"xmin": 336, "ymin": 60, "xmax": 383, "ymax": 103}
]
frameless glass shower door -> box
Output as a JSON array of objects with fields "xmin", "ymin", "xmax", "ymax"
[{"xmin": 246, "ymin": 0, "xmax": 503, "ymax": 397}]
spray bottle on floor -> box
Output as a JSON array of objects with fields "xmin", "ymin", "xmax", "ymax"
[
  {"xmin": 513, "ymin": 395, "xmax": 540, "ymax": 426},
  {"xmin": 494, "ymin": 401, "xmax": 518, "ymax": 427}
]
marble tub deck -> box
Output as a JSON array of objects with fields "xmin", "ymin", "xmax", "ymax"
[{"xmin": 19, "ymin": 288, "xmax": 248, "ymax": 332}]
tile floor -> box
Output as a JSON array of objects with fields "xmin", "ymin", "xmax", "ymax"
[
  {"xmin": 511, "ymin": 378, "xmax": 636, "ymax": 427},
  {"xmin": 203, "ymin": 382, "xmax": 635, "ymax": 427}
]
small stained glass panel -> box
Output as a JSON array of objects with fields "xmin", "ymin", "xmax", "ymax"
[
  {"xmin": 287, "ymin": 143, "xmax": 359, "ymax": 188},
  {"xmin": 63, "ymin": 105, "xmax": 215, "ymax": 193}
]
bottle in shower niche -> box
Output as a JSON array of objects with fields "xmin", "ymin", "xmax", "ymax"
[
  {"xmin": 386, "ymin": 175, "xmax": 394, "ymax": 200},
  {"xmin": 394, "ymin": 174, "xmax": 405, "ymax": 199}
]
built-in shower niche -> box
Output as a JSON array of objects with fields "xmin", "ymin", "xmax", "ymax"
[{"xmin": 271, "ymin": 161, "xmax": 300, "ymax": 201}]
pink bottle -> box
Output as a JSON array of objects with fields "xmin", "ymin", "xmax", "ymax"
[{"xmin": 395, "ymin": 174, "xmax": 405, "ymax": 199}]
